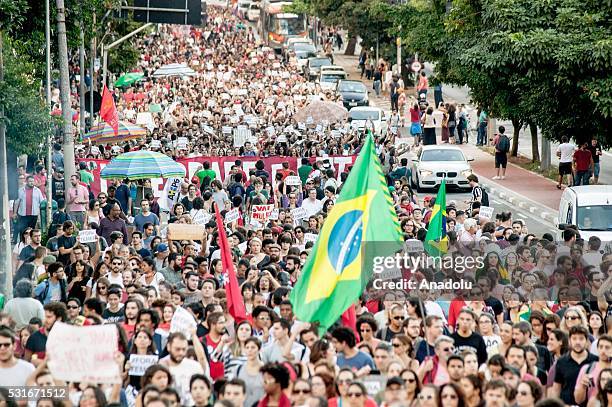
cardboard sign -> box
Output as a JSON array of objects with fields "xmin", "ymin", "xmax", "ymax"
[
  {"xmin": 284, "ymin": 176, "xmax": 301, "ymax": 186},
  {"xmin": 224, "ymin": 208, "xmax": 240, "ymax": 224},
  {"xmin": 303, "ymin": 233, "xmax": 318, "ymax": 244},
  {"xmin": 167, "ymin": 223, "xmax": 205, "ymax": 240},
  {"xmin": 170, "ymin": 306, "xmax": 197, "ymax": 340},
  {"xmin": 128, "ymin": 354, "xmax": 159, "ymax": 377},
  {"xmin": 78, "ymin": 229, "xmax": 97, "ymax": 244},
  {"xmin": 291, "ymin": 206, "xmax": 308, "ymax": 221},
  {"xmin": 251, "ymin": 204, "xmax": 275, "ymax": 221},
  {"xmin": 479, "ymin": 206, "xmax": 494, "ymax": 219},
  {"xmin": 47, "ymin": 322, "xmax": 120, "ymax": 384}
]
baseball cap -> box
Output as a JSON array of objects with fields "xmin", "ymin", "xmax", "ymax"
[
  {"xmin": 155, "ymin": 243, "xmax": 169, "ymax": 254},
  {"xmin": 43, "ymin": 255, "xmax": 57, "ymax": 265}
]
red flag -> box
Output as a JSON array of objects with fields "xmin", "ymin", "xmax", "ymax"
[
  {"xmin": 215, "ymin": 205, "xmax": 247, "ymax": 323},
  {"xmin": 100, "ymin": 85, "xmax": 119, "ymax": 136},
  {"xmin": 341, "ymin": 304, "xmax": 359, "ymax": 341}
]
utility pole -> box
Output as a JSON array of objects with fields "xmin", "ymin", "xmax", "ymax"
[
  {"xmin": 79, "ymin": 24, "xmax": 86, "ymax": 136},
  {"xmin": 0, "ymin": 29, "xmax": 13, "ymax": 298},
  {"xmin": 541, "ymin": 135, "xmax": 551, "ymax": 171},
  {"xmin": 56, "ymin": 0, "xmax": 75, "ymax": 194},
  {"xmin": 90, "ymin": 13, "xmax": 96, "ymax": 127},
  {"xmin": 45, "ymin": 0, "xmax": 53, "ymax": 233}
]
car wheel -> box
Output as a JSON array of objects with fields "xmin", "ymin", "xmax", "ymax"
[{"xmin": 415, "ymin": 176, "xmax": 424, "ymax": 193}]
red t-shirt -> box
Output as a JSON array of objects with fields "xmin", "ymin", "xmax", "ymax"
[
  {"xmin": 410, "ymin": 107, "xmax": 420, "ymax": 123},
  {"xmin": 574, "ymin": 149, "xmax": 592, "ymax": 171},
  {"xmin": 205, "ymin": 334, "xmax": 225, "ymax": 380}
]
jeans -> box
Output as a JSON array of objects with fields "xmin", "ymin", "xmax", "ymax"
[
  {"xmin": 477, "ymin": 123, "xmax": 487, "ymax": 145},
  {"xmin": 391, "ymin": 94, "xmax": 399, "ymax": 111},
  {"xmin": 457, "ymin": 125, "xmax": 464, "ymax": 144},
  {"xmin": 574, "ymin": 170, "xmax": 590, "ymax": 186},
  {"xmin": 374, "ymin": 80, "xmax": 381, "ymax": 96}
]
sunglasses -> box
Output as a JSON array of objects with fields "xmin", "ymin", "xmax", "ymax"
[
  {"xmin": 393, "ymin": 316, "xmax": 405, "ymax": 321},
  {"xmin": 518, "ymin": 391, "xmax": 530, "ymax": 396},
  {"xmin": 67, "ymin": 305, "xmax": 80, "ymax": 309},
  {"xmin": 567, "ymin": 316, "xmax": 580, "ymax": 320},
  {"xmin": 392, "ymin": 343, "xmax": 402, "ymax": 347},
  {"xmin": 405, "ymin": 378, "xmax": 416, "ymax": 383},
  {"xmin": 347, "ymin": 393, "xmax": 363, "ymax": 398},
  {"xmin": 442, "ymin": 347, "xmax": 455, "ymax": 352},
  {"xmin": 294, "ymin": 389, "xmax": 311, "ymax": 394},
  {"xmin": 0, "ymin": 342, "xmax": 12, "ymax": 348},
  {"xmin": 98, "ymin": 286, "xmax": 107, "ymax": 290}
]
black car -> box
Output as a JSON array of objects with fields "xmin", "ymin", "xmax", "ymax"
[{"xmin": 336, "ymin": 80, "xmax": 369, "ymax": 108}]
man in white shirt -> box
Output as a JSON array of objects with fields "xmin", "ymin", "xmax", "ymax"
[
  {"xmin": 301, "ymin": 188, "xmax": 322, "ymax": 217},
  {"xmin": 0, "ymin": 327, "xmax": 35, "ymax": 386},
  {"xmin": 556, "ymin": 136, "xmax": 576, "ymax": 189}
]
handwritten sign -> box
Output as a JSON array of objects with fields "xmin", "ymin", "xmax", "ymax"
[
  {"xmin": 284, "ymin": 176, "xmax": 301, "ymax": 186},
  {"xmin": 128, "ymin": 354, "xmax": 159, "ymax": 376},
  {"xmin": 47, "ymin": 322, "xmax": 120, "ymax": 384},
  {"xmin": 251, "ymin": 204, "xmax": 275, "ymax": 221},
  {"xmin": 224, "ymin": 208, "xmax": 240, "ymax": 224},
  {"xmin": 404, "ymin": 239, "xmax": 424, "ymax": 253},
  {"xmin": 78, "ymin": 229, "xmax": 97, "ymax": 244},
  {"xmin": 479, "ymin": 206, "xmax": 494, "ymax": 220},
  {"xmin": 177, "ymin": 137, "xmax": 188, "ymax": 150},
  {"xmin": 170, "ymin": 306, "xmax": 197, "ymax": 340},
  {"xmin": 238, "ymin": 241, "xmax": 248, "ymax": 253},
  {"xmin": 303, "ymin": 233, "xmax": 318, "ymax": 244},
  {"xmin": 291, "ymin": 207, "xmax": 308, "ymax": 221},
  {"xmin": 269, "ymin": 208, "xmax": 279, "ymax": 221},
  {"xmin": 191, "ymin": 210, "xmax": 212, "ymax": 226},
  {"xmin": 363, "ymin": 375, "xmax": 386, "ymax": 396},
  {"xmin": 150, "ymin": 139, "xmax": 162, "ymax": 149}
]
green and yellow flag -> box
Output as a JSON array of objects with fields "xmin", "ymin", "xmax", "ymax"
[
  {"xmin": 424, "ymin": 179, "xmax": 448, "ymax": 256},
  {"xmin": 289, "ymin": 134, "xmax": 402, "ymax": 332}
]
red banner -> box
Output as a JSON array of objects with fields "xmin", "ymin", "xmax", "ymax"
[{"xmin": 79, "ymin": 155, "xmax": 356, "ymax": 198}]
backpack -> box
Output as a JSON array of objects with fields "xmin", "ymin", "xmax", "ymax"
[
  {"xmin": 36, "ymin": 279, "xmax": 50, "ymax": 304},
  {"xmin": 497, "ymin": 135, "xmax": 510, "ymax": 153},
  {"xmin": 481, "ymin": 188, "xmax": 489, "ymax": 207}
]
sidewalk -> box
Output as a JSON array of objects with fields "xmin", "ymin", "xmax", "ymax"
[{"xmin": 332, "ymin": 50, "xmax": 563, "ymax": 217}]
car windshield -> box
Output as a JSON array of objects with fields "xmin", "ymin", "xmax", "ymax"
[
  {"xmin": 310, "ymin": 58, "xmax": 331, "ymax": 68},
  {"xmin": 420, "ymin": 149, "xmax": 465, "ymax": 162},
  {"xmin": 296, "ymin": 51, "xmax": 317, "ymax": 59},
  {"xmin": 321, "ymin": 73, "xmax": 345, "ymax": 82},
  {"xmin": 293, "ymin": 43, "xmax": 315, "ymax": 52},
  {"xmin": 339, "ymin": 82, "xmax": 366, "ymax": 93},
  {"xmin": 350, "ymin": 110, "xmax": 380, "ymax": 120},
  {"xmin": 577, "ymin": 205, "xmax": 612, "ymax": 230}
]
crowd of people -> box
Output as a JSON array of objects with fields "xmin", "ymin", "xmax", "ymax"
[{"xmin": 3, "ymin": 4, "xmax": 612, "ymax": 407}]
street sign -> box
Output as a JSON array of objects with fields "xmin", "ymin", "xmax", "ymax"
[
  {"xmin": 411, "ymin": 61, "xmax": 422, "ymax": 73},
  {"xmin": 132, "ymin": 0, "xmax": 202, "ymax": 26}
]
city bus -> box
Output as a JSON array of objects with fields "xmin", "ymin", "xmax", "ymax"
[{"xmin": 259, "ymin": 0, "xmax": 308, "ymax": 51}]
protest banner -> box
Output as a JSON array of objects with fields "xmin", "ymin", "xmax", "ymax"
[
  {"xmin": 128, "ymin": 354, "xmax": 159, "ymax": 376},
  {"xmin": 284, "ymin": 176, "xmax": 301, "ymax": 186},
  {"xmin": 78, "ymin": 229, "xmax": 97, "ymax": 244},
  {"xmin": 251, "ymin": 204, "xmax": 275, "ymax": 221},
  {"xmin": 167, "ymin": 223, "xmax": 205, "ymax": 240},
  {"xmin": 291, "ymin": 207, "xmax": 308, "ymax": 221},
  {"xmin": 46, "ymin": 322, "xmax": 120, "ymax": 384},
  {"xmin": 303, "ymin": 233, "xmax": 318, "ymax": 244},
  {"xmin": 233, "ymin": 126, "xmax": 251, "ymax": 147},
  {"xmin": 170, "ymin": 306, "xmax": 197, "ymax": 340},
  {"xmin": 191, "ymin": 210, "xmax": 212, "ymax": 226},
  {"xmin": 159, "ymin": 177, "xmax": 183, "ymax": 211},
  {"xmin": 224, "ymin": 208, "xmax": 240, "ymax": 224},
  {"xmin": 479, "ymin": 206, "xmax": 494, "ymax": 220},
  {"xmin": 150, "ymin": 139, "xmax": 162, "ymax": 149}
]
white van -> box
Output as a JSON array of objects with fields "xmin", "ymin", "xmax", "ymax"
[{"xmin": 558, "ymin": 185, "xmax": 612, "ymax": 241}]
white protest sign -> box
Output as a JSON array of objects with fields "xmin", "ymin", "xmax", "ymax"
[
  {"xmin": 233, "ymin": 126, "xmax": 251, "ymax": 147},
  {"xmin": 251, "ymin": 204, "xmax": 275, "ymax": 221},
  {"xmin": 177, "ymin": 137, "xmax": 188, "ymax": 150},
  {"xmin": 303, "ymin": 233, "xmax": 318, "ymax": 244},
  {"xmin": 47, "ymin": 322, "xmax": 120, "ymax": 384},
  {"xmin": 222, "ymin": 126, "xmax": 233, "ymax": 134},
  {"xmin": 284, "ymin": 176, "xmax": 301, "ymax": 186},
  {"xmin": 150, "ymin": 139, "xmax": 162, "ymax": 149},
  {"xmin": 363, "ymin": 375, "xmax": 386, "ymax": 396},
  {"xmin": 298, "ymin": 122, "xmax": 306, "ymax": 130},
  {"xmin": 91, "ymin": 146, "xmax": 101, "ymax": 155},
  {"xmin": 192, "ymin": 210, "xmax": 212, "ymax": 226},
  {"xmin": 479, "ymin": 206, "xmax": 494, "ymax": 219},
  {"xmin": 404, "ymin": 239, "xmax": 424, "ymax": 253},
  {"xmin": 224, "ymin": 208, "xmax": 240, "ymax": 224},
  {"xmin": 291, "ymin": 206, "xmax": 308, "ymax": 221},
  {"xmin": 249, "ymin": 218, "xmax": 263, "ymax": 229},
  {"xmin": 203, "ymin": 125, "xmax": 215, "ymax": 135},
  {"xmin": 136, "ymin": 112, "xmax": 156, "ymax": 132},
  {"xmin": 170, "ymin": 306, "xmax": 197, "ymax": 340},
  {"xmin": 238, "ymin": 241, "xmax": 248, "ymax": 253},
  {"xmin": 128, "ymin": 354, "xmax": 159, "ymax": 376},
  {"xmin": 269, "ymin": 208, "xmax": 279, "ymax": 220},
  {"xmin": 266, "ymin": 126, "xmax": 276, "ymax": 136},
  {"xmin": 159, "ymin": 177, "xmax": 182, "ymax": 211},
  {"xmin": 78, "ymin": 229, "xmax": 97, "ymax": 244}
]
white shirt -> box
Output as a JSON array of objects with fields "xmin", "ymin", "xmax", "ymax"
[
  {"xmin": 138, "ymin": 272, "xmax": 165, "ymax": 290},
  {"xmin": 301, "ymin": 198, "xmax": 322, "ymax": 217},
  {"xmin": 557, "ymin": 142, "xmax": 576, "ymax": 163},
  {"xmin": 162, "ymin": 356, "xmax": 206, "ymax": 406}
]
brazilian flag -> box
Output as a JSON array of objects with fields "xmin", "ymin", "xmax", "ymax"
[
  {"xmin": 289, "ymin": 133, "xmax": 402, "ymax": 332},
  {"xmin": 424, "ymin": 179, "xmax": 448, "ymax": 256}
]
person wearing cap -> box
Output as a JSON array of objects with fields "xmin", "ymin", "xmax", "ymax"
[
  {"xmin": 381, "ymin": 377, "xmax": 406, "ymax": 407},
  {"xmin": 153, "ymin": 243, "xmax": 170, "ymax": 270}
]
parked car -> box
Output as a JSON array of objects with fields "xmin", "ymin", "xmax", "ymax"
[
  {"xmin": 283, "ymin": 38, "xmax": 312, "ymax": 60},
  {"xmin": 410, "ymin": 145, "xmax": 473, "ymax": 192},
  {"xmin": 336, "ymin": 80, "xmax": 369, "ymax": 108},
  {"xmin": 558, "ymin": 185, "xmax": 612, "ymax": 241},
  {"xmin": 246, "ymin": 2, "xmax": 259, "ymax": 21},
  {"xmin": 318, "ymin": 65, "xmax": 347, "ymax": 90},
  {"xmin": 304, "ymin": 57, "xmax": 332, "ymax": 80},
  {"xmin": 291, "ymin": 42, "xmax": 317, "ymax": 72},
  {"xmin": 236, "ymin": 0, "xmax": 250, "ymax": 18},
  {"xmin": 347, "ymin": 106, "xmax": 386, "ymax": 136}
]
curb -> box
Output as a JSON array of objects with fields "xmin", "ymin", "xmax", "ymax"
[{"xmin": 480, "ymin": 180, "xmax": 558, "ymax": 225}]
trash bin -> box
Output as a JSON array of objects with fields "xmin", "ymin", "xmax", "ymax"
[{"xmin": 40, "ymin": 199, "xmax": 58, "ymax": 233}]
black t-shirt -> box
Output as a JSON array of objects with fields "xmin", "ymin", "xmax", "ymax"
[
  {"xmin": 102, "ymin": 308, "xmax": 125, "ymax": 324},
  {"xmin": 451, "ymin": 331, "xmax": 488, "ymax": 365},
  {"xmin": 376, "ymin": 326, "xmax": 402, "ymax": 342},
  {"xmin": 25, "ymin": 330, "xmax": 48, "ymax": 360},
  {"xmin": 484, "ymin": 296, "xmax": 504, "ymax": 317},
  {"xmin": 52, "ymin": 178, "xmax": 65, "ymax": 202},
  {"xmin": 554, "ymin": 352, "xmax": 598, "ymax": 406},
  {"xmin": 587, "ymin": 145, "xmax": 601, "ymax": 163},
  {"xmin": 57, "ymin": 235, "xmax": 77, "ymax": 265},
  {"xmin": 18, "ymin": 245, "xmax": 37, "ymax": 262}
]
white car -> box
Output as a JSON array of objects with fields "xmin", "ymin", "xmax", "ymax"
[
  {"xmin": 246, "ymin": 2, "xmax": 259, "ymax": 21},
  {"xmin": 411, "ymin": 145, "xmax": 473, "ymax": 192},
  {"xmin": 558, "ymin": 185, "xmax": 612, "ymax": 241},
  {"xmin": 236, "ymin": 0, "xmax": 250, "ymax": 18},
  {"xmin": 348, "ymin": 107, "xmax": 386, "ymax": 136},
  {"xmin": 318, "ymin": 65, "xmax": 347, "ymax": 90}
]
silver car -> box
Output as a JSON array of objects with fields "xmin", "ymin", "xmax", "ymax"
[{"xmin": 411, "ymin": 145, "xmax": 473, "ymax": 192}]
